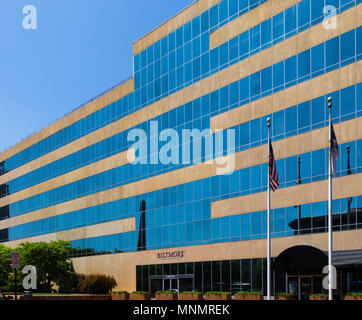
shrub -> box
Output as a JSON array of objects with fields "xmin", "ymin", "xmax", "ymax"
[
  {"xmin": 346, "ymin": 292, "xmax": 362, "ymax": 296},
  {"xmin": 205, "ymin": 291, "xmax": 231, "ymax": 295},
  {"xmin": 112, "ymin": 291, "xmax": 129, "ymax": 294},
  {"xmin": 235, "ymin": 291, "xmax": 263, "ymax": 295},
  {"xmin": 310, "ymin": 294, "xmax": 328, "ymax": 297},
  {"xmin": 181, "ymin": 291, "xmax": 202, "ymax": 294},
  {"xmin": 132, "ymin": 291, "xmax": 149, "ymax": 294},
  {"xmin": 276, "ymin": 292, "xmax": 292, "ymax": 296},
  {"xmin": 155, "ymin": 291, "xmax": 177, "ymax": 294},
  {"xmin": 77, "ymin": 274, "xmax": 116, "ymax": 294}
]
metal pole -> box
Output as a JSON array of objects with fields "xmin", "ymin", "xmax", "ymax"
[
  {"xmin": 14, "ymin": 268, "xmax": 17, "ymax": 301},
  {"xmin": 328, "ymin": 97, "xmax": 333, "ymax": 301},
  {"xmin": 267, "ymin": 118, "xmax": 271, "ymax": 300}
]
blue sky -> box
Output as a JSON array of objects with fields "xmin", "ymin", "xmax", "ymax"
[{"xmin": 0, "ymin": 0, "xmax": 194, "ymax": 153}]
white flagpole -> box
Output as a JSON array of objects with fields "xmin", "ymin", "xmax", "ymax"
[
  {"xmin": 267, "ymin": 118, "xmax": 271, "ymax": 301},
  {"xmin": 328, "ymin": 97, "xmax": 333, "ymax": 301}
]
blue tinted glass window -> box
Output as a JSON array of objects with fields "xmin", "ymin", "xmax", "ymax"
[
  {"xmin": 298, "ymin": 50, "xmax": 310, "ymax": 78},
  {"xmin": 192, "ymin": 16, "xmax": 200, "ymax": 38},
  {"xmin": 239, "ymin": 31, "xmax": 249, "ymax": 57},
  {"xmin": 250, "ymin": 25, "xmax": 261, "ymax": 51},
  {"xmin": 358, "ymin": 83, "xmax": 362, "ymax": 113},
  {"xmin": 251, "ymin": 118, "xmax": 261, "ymax": 145},
  {"xmin": 285, "ymin": 6, "xmax": 297, "ymax": 34},
  {"xmin": 219, "ymin": 0, "xmax": 228, "ymax": 23},
  {"xmin": 168, "ymin": 32, "xmax": 176, "ymax": 52},
  {"xmin": 311, "ymin": 96, "xmax": 325, "ymax": 127},
  {"xmin": 184, "ymin": 42, "xmax": 192, "ymax": 63},
  {"xmin": 273, "ymin": 12, "xmax": 284, "ymax": 40},
  {"xmin": 239, "ymin": 76, "xmax": 249, "ymax": 102},
  {"xmin": 210, "ymin": 48, "xmax": 219, "ymax": 70},
  {"xmin": 341, "ymin": 30, "xmax": 356, "ymax": 62},
  {"xmin": 341, "ymin": 86, "xmax": 356, "ymax": 118},
  {"xmin": 311, "ymin": 0, "xmax": 324, "ymax": 23},
  {"xmin": 192, "ymin": 37, "xmax": 201, "ymax": 59},
  {"xmin": 273, "ymin": 110, "xmax": 284, "ymax": 138},
  {"xmin": 147, "ymin": 45, "xmax": 154, "ymax": 64},
  {"xmin": 176, "ymin": 27, "xmax": 183, "ymax": 48},
  {"xmin": 220, "ymin": 42, "xmax": 228, "ymax": 66},
  {"xmin": 201, "ymin": 52, "xmax": 210, "ymax": 75},
  {"xmin": 229, "ymin": 37, "xmax": 238, "ymax": 61},
  {"xmin": 201, "ymin": 33, "xmax": 209, "ymax": 53},
  {"xmin": 229, "ymin": 0, "xmax": 238, "ymax": 17},
  {"xmin": 154, "ymin": 41, "xmax": 161, "ymax": 60},
  {"xmin": 357, "ymin": 26, "xmax": 362, "ymax": 56},
  {"xmin": 201, "ymin": 10, "xmax": 209, "ymax": 33},
  {"xmin": 286, "ymin": 156, "xmax": 297, "ymax": 185},
  {"xmin": 261, "ymin": 67, "xmax": 272, "ymax": 93},
  {"xmin": 229, "ymin": 82, "xmax": 239, "ymax": 105},
  {"xmin": 261, "ymin": 19, "xmax": 272, "ymax": 46},
  {"xmin": 311, "ymin": 43, "xmax": 324, "ymax": 72},
  {"xmin": 250, "ymin": 166, "xmax": 261, "ymax": 190},
  {"xmin": 285, "ymin": 56, "xmax": 297, "ymax": 84},
  {"xmin": 239, "ymin": 122, "xmax": 250, "ymax": 147},
  {"xmin": 298, "ymin": 0, "xmax": 310, "ymax": 28},
  {"xmin": 298, "ymin": 102, "xmax": 311, "ymax": 131},
  {"xmin": 184, "ymin": 21, "xmax": 192, "ymax": 43},
  {"xmin": 312, "ymin": 149, "xmax": 326, "ymax": 181},
  {"xmin": 250, "ymin": 72, "xmax": 260, "ymax": 97},
  {"xmin": 210, "ymin": 6, "xmax": 219, "ymax": 28},
  {"xmin": 273, "ymin": 61, "xmax": 284, "ymax": 88},
  {"xmin": 326, "ymin": 37, "xmax": 340, "ymax": 67},
  {"xmin": 240, "ymin": 168, "xmax": 250, "ymax": 192}
]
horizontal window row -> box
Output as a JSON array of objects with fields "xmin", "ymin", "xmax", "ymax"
[
  {"xmin": 69, "ymin": 195, "xmax": 362, "ymax": 257},
  {"xmin": 134, "ymin": 0, "xmax": 267, "ymax": 72},
  {"xmin": 133, "ymin": 0, "xmax": 359, "ymax": 109},
  {"xmin": 134, "ymin": 26, "xmax": 361, "ymax": 110},
  {"xmin": 7, "ymin": 138, "xmax": 362, "ymax": 240}
]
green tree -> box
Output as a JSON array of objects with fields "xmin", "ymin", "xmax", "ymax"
[
  {"xmin": 17, "ymin": 240, "xmax": 76, "ymax": 293},
  {"xmin": 0, "ymin": 244, "xmax": 12, "ymax": 291}
]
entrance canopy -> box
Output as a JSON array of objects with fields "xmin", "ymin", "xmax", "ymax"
[{"xmin": 273, "ymin": 245, "xmax": 328, "ymax": 274}]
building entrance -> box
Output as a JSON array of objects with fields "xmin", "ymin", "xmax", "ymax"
[
  {"xmin": 287, "ymin": 275, "xmax": 324, "ymax": 300},
  {"xmin": 149, "ymin": 274, "xmax": 194, "ymax": 295}
]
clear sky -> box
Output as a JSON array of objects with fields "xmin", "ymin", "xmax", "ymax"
[{"xmin": 0, "ymin": 0, "xmax": 194, "ymax": 153}]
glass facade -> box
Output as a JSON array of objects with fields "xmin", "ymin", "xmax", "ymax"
[{"xmin": 0, "ymin": 0, "xmax": 361, "ymax": 296}]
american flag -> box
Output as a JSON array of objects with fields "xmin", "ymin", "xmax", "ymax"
[
  {"xmin": 269, "ymin": 142, "xmax": 279, "ymax": 192},
  {"xmin": 331, "ymin": 123, "xmax": 339, "ymax": 178}
]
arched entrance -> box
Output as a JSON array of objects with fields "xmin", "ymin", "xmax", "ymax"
[{"xmin": 273, "ymin": 246, "xmax": 328, "ymax": 300}]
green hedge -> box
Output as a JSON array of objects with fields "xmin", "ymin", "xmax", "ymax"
[
  {"xmin": 276, "ymin": 292, "xmax": 292, "ymax": 296},
  {"xmin": 132, "ymin": 291, "xmax": 149, "ymax": 294},
  {"xmin": 77, "ymin": 274, "xmax": 116, "ymax": 294},
  {"xmin": 346, "ymin": 292, "xmax": 362, "ymax": 296},
  {"xmin": 205, "ymin": 291, "xmax": 231, "ymax": 295},
  {"xmin": 310, "ymin": 294, "xmax": 328, "ymax": 297},
  {"xmin": 112, "ymin": 291, "xmax": 129, "ymax": 294},
  {"xmin": 155, "ymin": 291, "xmax": 177, "ymax": 294},
  {"xmin": 235, "ymin": 291, "xmax": 263, "ymax": 295},
  {"xmin": 181, "ymin": 291, "xmax": 202, "ymax": 294}
]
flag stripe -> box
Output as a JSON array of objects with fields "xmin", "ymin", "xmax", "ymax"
[{"xmin": 269, "ymin": 143, "xmax": 279, "ymax": 192}]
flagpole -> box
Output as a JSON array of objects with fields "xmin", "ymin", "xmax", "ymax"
[
  {"xmin": 328, "ymin": 97, "xmax": 333, "ymax": 301},
  {"xmin": 267, "ymin": 118, "xmax": 271, "ymax": 301}
]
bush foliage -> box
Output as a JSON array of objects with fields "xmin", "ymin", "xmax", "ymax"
[{"xmin": 77, "ymin": 273, "xmax": 116, "ymax": 294}]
